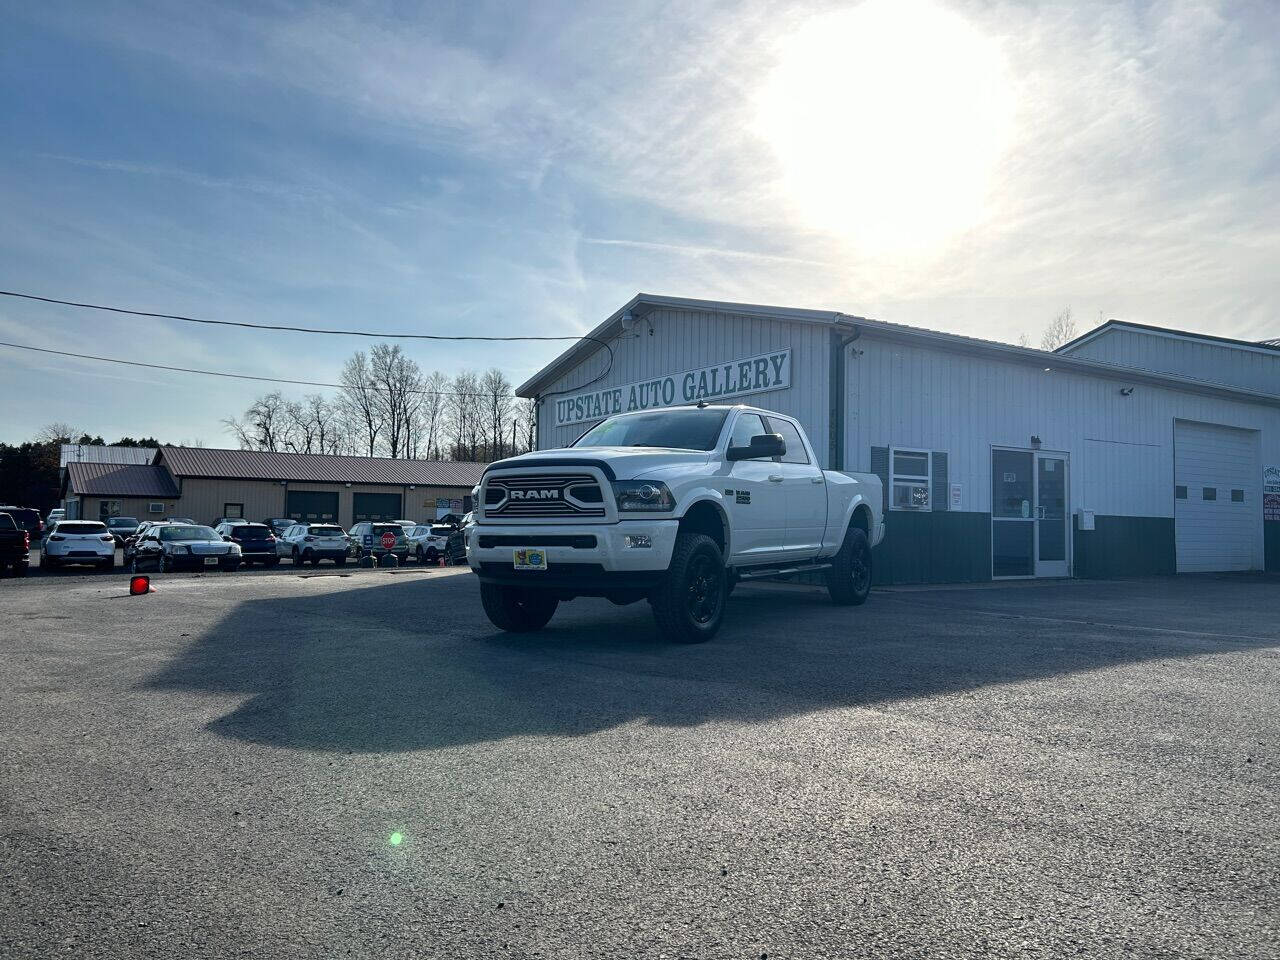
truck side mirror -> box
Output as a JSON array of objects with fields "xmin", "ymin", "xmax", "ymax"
[{"xmin": 727, "ymin": 433, "xmax": 786, "ymax": 461}]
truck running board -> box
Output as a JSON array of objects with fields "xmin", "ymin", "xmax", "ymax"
[{"xmin": 735, "ymin": 561, "xmax": 833, "ymax": 581}]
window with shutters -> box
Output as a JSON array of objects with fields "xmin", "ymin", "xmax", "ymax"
[{"xmin": 890, "ymin": 448, "xmax": 932, "ymax": 511}]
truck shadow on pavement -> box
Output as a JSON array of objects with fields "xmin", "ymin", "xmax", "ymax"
[{"xmin": 143, "ymin": 573, "xmax": 1280, "ymax": 753}]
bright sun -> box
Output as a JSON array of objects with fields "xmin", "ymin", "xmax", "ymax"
[{"xmin": 755, "ymin": 0, "xmax": 1014, "ymax": 252}]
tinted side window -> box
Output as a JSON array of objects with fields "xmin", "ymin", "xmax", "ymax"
[
  {"xmin": 729, "ymin": 413, "xmax": 768, "ymax": 452},
  {"xmin": 769, "ymin": 418, "xmax": 810, "ymax": 464}
]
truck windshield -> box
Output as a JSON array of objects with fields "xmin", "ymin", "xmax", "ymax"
[{"xmin": 573, "ymin": 408, "xmax": 730, "ymax": 451}]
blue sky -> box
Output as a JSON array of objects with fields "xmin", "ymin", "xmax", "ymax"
[{"xmin": 1, "ymin": 0, "xmax": 1277, "ymax": 445}]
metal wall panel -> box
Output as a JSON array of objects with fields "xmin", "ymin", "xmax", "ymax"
[
  {"xmin": 535, "ymin": 307, "xmax": 831, "ymax": 461},
  {"xmin": 1066, "ymin": 328, "xmax": 1280, "ymax": 396},
  {"xmin": 844, "ymin": 335, "xmax": 1280, "ymax": 526}
]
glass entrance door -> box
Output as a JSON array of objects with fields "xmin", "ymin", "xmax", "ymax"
[{"xmin": 991, "ymin": 449, "xmax": 1070, "ymax": 578}]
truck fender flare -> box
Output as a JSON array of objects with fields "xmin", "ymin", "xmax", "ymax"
[
  {"xmin": 841, "ymin": 494, "xmax": 874, "ymax": 539},
  {"xmin": 677, "ymin": 491, "xmax": 732, "ymax": 558}
]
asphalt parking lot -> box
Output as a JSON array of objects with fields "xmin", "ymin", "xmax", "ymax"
[{"xmin": 2, "ymin": 568, "xmax": 1278, "ymax": 958}]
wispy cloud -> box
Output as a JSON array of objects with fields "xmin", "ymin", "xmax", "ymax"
[
  {"xmin": 0, "ymin": 0, "xmax": 1277, "ymax": 442},
  {"xmin": 580, "ymin": 237, "xmax": 834, "ymax": 269},
  {"xmin": 38, "ymin": 153, "xmax": 331, "ymax": 202}
]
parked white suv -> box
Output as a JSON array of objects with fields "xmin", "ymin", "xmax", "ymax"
[
  {"xmin": 277, "ymin": 523, "xmax": 351, "ymax": 566},
  {"xmin": 468, "ymin": 404, "xmax": 884, "ymax": 642},
  {"xmin": 40, "ymin": 520, "xmax": 117, "ymax": 571},
  {"xmin": 404, "ymin": 524, "xmax": 449, "ymax": 563}
]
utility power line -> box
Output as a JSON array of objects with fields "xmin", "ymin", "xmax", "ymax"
[
  {"xmin": 0, "ymin": 340, "xmax": 492, "ymax": 397},
  {"xmin": 0, "ymin": 288, "xmax": 612, "ymax": 396}
]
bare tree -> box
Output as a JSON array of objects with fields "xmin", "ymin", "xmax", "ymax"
[
  {"xmin": 366, "ymin": 344, "xmax": 423, "ymax": 458},
  {"xmin": 446, "ymin": 371, "xmax": 480, "ymax": 460},
  {"xmin": 223, "ymin": 392, "xmax": 295, "ymax": 451},
  {"xmin": 513, "ymin": 398, "xmax": 536, "ymax": 453},
  {"xmin": 1041, "ymin": 308, "xmax": 1077, "ymax": 351},
  {"xmin": 480, "ymin": 367, "xmax": 513, "ymax": 460},
  {"xmin": 417, "ymin": 371, "xmax": 449, "ymax": 460},
  {"xmin": 339, "ymin": 351, "xmax": 384, "ymax": 456},
  {"xmin": 35, "ymin": 422, "xmax": 81, "ymax": 445},
  {"xmin": 1015, "ymin": 333, "xmax": 1032, "ymax": 349},
  {"xmin": 280, "ymin": 393, "xmax": 345, "ymax": 454}
]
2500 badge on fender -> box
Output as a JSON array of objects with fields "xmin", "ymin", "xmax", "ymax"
[{"xmin": 468, "ymin": 403, "xmax": 884, "ymax": 643}]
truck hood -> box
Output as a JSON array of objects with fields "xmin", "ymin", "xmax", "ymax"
[{"xmin": 487, "ymin": 447, "xmax": 712, "ymax": 480}]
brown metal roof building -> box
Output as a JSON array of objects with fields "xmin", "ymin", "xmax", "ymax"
[
  {"xmin": 61, "ymin": 463, "xmax": 183, "ymax": 523},
  {"xmin": 63, "ymin": 447, "xmax": 483, "ymax": 526}
]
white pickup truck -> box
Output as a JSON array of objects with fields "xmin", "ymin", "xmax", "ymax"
[{"xmin": 468, "ymin": 403, "xmax": 885, "ymax": 642}]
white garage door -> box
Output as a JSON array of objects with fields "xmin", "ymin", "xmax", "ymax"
[{"xmin": 1174, "ymin": 420, "xmax": 1261, "ymax": 572}]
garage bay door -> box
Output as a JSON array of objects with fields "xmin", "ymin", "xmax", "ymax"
[
  {"xmin": 286, "ymin": 491, "xmax": 339, "ymax": 523},
  {"xmin": 353, "ymin": 492, "xmax": 402, "ymax": 523},
  {"xmin": 1174, "ymin": 421, "xmax": 1261, "ymax": 572}
]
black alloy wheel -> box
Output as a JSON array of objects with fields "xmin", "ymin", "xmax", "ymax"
[
  {"xmin": 686, "ymin": 552, "xmax": 722, "ymax": 625},
  {"xmin": 825, "ymin": 527, "xmax": 872, "ymax": 606}
]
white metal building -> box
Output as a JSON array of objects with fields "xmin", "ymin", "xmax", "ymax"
[{"xmin": 517, "ymin": 296, "xmax": 1280, "ymax": 584}]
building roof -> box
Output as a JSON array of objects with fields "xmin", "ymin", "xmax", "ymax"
[
  {"xmin": 1056, "ymin": 319, "xmax": 1280, "ymax": 357},
  {"xmin": 157, "ymin": 446, "xmax": 485, "ymax": 487},
  {"xmin": 516, "ymin": 293, "xmax": 1280, "ymax": 408},
  {"xmin": 64, "ymin": 462, "xmax": 180, "ymax": 498},
  {"xmin": 60, "ymin": 443, "xmax": 156, "ymax": 468}
]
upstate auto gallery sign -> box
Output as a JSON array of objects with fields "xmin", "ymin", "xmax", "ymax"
[{"xmin": 553, "ymin": 349, "xmax": 792, "ymax": 427}]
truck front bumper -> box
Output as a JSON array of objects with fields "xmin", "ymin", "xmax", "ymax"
[{"xmin": 467, "ymin": 519, "xmax": 679, "ymax": 587}]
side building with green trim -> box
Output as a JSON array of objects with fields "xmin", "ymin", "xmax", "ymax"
[{"xmin": 520, "ymin": 295, "xmax": 1280, "ymax": 584}]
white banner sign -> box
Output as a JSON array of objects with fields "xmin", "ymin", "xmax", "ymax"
[{"xmin": 553, "ymin": 349, "xmax": 792, "ymax": 427}]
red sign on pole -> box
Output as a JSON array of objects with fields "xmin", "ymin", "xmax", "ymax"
[{"xmin": 381, "ymin": 531, "xmax": 397, "ymax": 550}]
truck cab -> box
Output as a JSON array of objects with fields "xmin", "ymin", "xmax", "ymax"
[{"xmin": 468, "ymin": 404, "xmax": 884, "ymax": 642}]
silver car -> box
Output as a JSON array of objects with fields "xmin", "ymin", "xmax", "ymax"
[
  {"xmin": 404, "ymin": 524, "xmax": 449, "ymax": 563},
  {"xmin": 277, "ymin": 523, "xmax": 351, "ymax": 566}
]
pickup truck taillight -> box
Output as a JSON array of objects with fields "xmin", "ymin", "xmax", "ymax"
[{"xmin": 22, "ymin": 532, "xmax": 29, "ymax": 549}]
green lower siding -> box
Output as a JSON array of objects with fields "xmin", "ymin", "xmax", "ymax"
[
  {"xmin": 872, "ymin": 511, "xmax": 991, "ymax": 586},
  {"xmin": 1073, "ymin": 515, "xmax": 1175, "ymax": 578},
  {"xmin": 866, "ymin": 511, "xmax": 1180, "ymax": 585},
  {"xmin": 1266, "ymin": 520, "xmax": 1280, "ymax": 572}
]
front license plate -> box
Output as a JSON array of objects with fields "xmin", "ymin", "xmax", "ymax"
[
  {"xmin": 204, "ymin": 557, "xmax": 218, "ymax": 566},
  {"xmin": 513, "ymin": 548, "xmax": 547, "ymax": 571}
]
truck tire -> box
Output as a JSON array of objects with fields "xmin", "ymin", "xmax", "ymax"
[
  {"xmin": 480, "ymin": 582, "xmax": 558, "ymax": 632},
  {"xmin": 649, "ymin": 532, "xmax": 726, "ymax": 643},
  {"xmin": 825, "ymin": 527, "xmax": 872, "ymax": 606}
]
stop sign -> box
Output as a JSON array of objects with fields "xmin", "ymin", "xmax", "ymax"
[{"xmin": 381, "ymin": 531, "xmax": 397, "ymax": 550}]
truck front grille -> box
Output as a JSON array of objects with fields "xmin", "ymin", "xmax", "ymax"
[
  {"xmin": 477, "ymin": 534, "xmax": 597, "ymax": 549},
  {"xmin": 483, "ymin": 473, "xmax": 607, "ymax": 519}
]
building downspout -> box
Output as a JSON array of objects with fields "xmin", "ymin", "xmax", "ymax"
[{"xmin": 828, "ymin": 318, "xmax": 861, "ymax": 470}]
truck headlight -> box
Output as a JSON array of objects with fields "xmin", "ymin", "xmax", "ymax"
[{"xmin": 612, "ymin": 480, "xmax": 675, "ymax": 513}]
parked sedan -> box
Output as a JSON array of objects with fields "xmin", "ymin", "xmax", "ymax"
[
  {"xmin": 404, "ymin": 524, "xmax": 449, "ymax": 563},
  {"xmin": 40, "ymin": 520, "xmax": 117, "ymax": 570},
  {"xmin": 129, "ymin": 524, "xmax": 242, "ymax": 573},
  {"xmin": 214, "ymin": 522, "xmax": 280, "ymax": 566},
  {"xmin": 105, "ymin": 516, "xmax": 141, "ymax": 546},
  {"xmin": 277, "ymin": 523, "xmax": 350, "ymax": 566},
  {"xmin": 122, "ymin": 521, "xmax": 160, "ymax": 564}
]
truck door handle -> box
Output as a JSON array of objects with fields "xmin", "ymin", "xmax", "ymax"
[
  {"xmin": 768, "ymin": 475, "xmax": 784, "ymax": 483},
  {"xmin": 810, "ymin": 476, "xmax": 824, "ymax": 484}
]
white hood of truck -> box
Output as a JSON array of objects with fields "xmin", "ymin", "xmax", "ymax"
[{"xmin": 489, "ymin": 447, "xmax": 712, "ymax": 480}]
